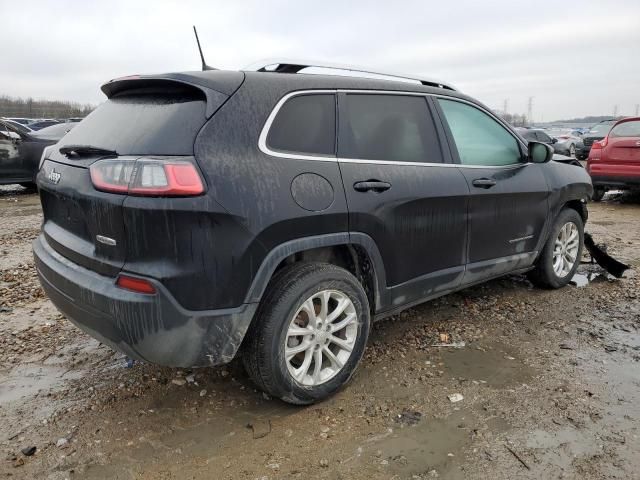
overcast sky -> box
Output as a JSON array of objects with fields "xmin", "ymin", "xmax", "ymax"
[{"xmin": 1, "ymin": 0, "xmax": 638, "ymax": 121}]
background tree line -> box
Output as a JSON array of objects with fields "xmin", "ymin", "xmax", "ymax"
[{"xmin": 0, "ymin": 95, "xmax": 94, "ymax": 119}]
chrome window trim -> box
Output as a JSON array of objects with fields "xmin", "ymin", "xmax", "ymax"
[
  {"xmin": 258, "ymin": 89, "xmax": 531, "ymax": 170},
  {"xmin": 258, "ymin": 89, "xmax": 338, "ymax": 162}
]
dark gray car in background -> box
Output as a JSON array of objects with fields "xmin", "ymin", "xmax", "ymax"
[
  {"xmin": 0, "ymin": 120, "xmax": 75, "ymax": 187},
  {"xmin": 576, "ymin": 120, "xmax": 616, "ymax": 160}
]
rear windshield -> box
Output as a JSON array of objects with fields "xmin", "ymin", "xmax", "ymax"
[
  {"xmin": 609, "ymin": 120, "xmax": 640, "ymax": 138},
  {"xmin": 58, "ymin": 92, "xmax": 206, "ymax": 155}
]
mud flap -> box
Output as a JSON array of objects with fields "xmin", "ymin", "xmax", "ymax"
[{"xmin": 584, "ymin": 233, "xmax": 630, "ymax": 278}]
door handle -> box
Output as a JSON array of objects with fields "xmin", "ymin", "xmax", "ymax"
[
  {"xmin": 353, "ymin": 180, "xmax": 392, "ymax": 193},
  {"xmin": 472, "ymin": 178, "xmax": 497, "ymax": 189}
]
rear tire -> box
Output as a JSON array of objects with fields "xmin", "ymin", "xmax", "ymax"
[
  {"xmin": 591, "ymin": 188, "xmax": 605, "ymax": 202},
  {"xmin": 243, "ymin": 262, "xmax": 370, "ymax": 405},
  {"xmin": 528, "ymin": 208, "xmax": 584, "ymax": 289}
]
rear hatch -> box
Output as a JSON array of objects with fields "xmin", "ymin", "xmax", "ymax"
[
  {"xmin": 607, "ymin": 138, "xmax": 640, "ymax": 165},
  {"xmin": 38, "ymin": 72, "xmax": 243, "ymax": 276}
]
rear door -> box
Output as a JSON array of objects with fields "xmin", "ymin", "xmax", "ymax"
[
  {"xmin": 434, "ymin": 97, "xmax": 550, "ymax": 284},
  {"xmin": 338, "ymin": 92, "xmax": 469, "ymax": 310},
  {"xmin": 37, "ymin": 84, "xmax": 212, "ymax": 276}
]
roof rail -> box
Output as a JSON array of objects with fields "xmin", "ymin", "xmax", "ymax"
[{"xmin": 243, "ymin": 59, "xmax": 457, "ymax": 91}]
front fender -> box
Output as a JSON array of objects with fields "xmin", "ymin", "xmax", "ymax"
[{"xmin": 535, "ymin": 161, "xmax": 592, "ymax": 253}]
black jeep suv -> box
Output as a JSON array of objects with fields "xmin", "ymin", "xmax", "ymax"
[{"xmin": 34, "ymin": 62, "xmax": 592, "ymax": 404}]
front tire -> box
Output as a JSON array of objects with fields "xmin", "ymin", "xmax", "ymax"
[
  {"xmin": 528, "ymin": 208, "xmax": 584, "ymax": 289},
  {"xmin": 591, "ymin": 188, "xmax": 605, "ymax": 202},
  {"xmin": 243, "ymin": 262, "xmax": 370, "ymax": 405}
]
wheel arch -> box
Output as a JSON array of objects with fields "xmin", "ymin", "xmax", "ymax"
[
  {"xmin": 244, "ymin": 233, "xmax": 387, "ymax": 313},
  {"xmin": 563, "ymin": 198, "xmax": 588, "ymax": 223}
]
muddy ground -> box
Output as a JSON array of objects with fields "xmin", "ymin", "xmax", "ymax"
[{"xmin": 1, "ymin": 184, "xmax": 639, "ymax": 480}]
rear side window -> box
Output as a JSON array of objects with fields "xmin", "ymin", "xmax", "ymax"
[
  {"xmin": 610, "ymin": 120, "xmax": 640, "ymax": 138},
  {"xmin": 339, "ymin": 94, "xmax": 442, "ymax": 163},
  {"xmin": 438, "ymin": 99, "xmax": 522, "ymax": 166},
  {"xmin": 536, "ymin": 131, "xmax": 552, "ymax": 143},
  {"xmin": 58, "ymin": 91, "xmax": 206, "ymax": 155},
  {"xmin": 267, "ymin": 94, "xmax": 336, "ymax": 156}
]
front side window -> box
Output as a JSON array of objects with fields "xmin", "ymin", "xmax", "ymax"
[
  {"xmin": 267, "ymin": 94, "xmax": 336, "ymax": 156},
  {"xmin": 438, "ymin": 99, "xmax": 522, "ymax": 166},
  {"xmin": 518, "ymin": 130, "xmax": 536, "ymax": 141},
  {"xmin": 339, "ymin": 94, "xmax": 443, "ymax": 163},
  {"xmin": 609, "ymin": 120, "xmax": 640, "ymax": 138}
]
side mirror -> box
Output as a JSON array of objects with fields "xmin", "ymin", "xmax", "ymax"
[
  {"xmin": 529, "ymin": 141, "xmax": 554, "ymax": 163},
  {"xmin": 551, "ymin": 137, "xmax": 558, "ymax": 144}
]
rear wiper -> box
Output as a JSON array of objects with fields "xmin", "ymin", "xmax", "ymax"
[{"xmin": 59, "ymin": 145, "xmax": 118, "ymax": 158}]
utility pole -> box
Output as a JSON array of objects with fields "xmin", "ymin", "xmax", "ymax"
[
  {"xmin": 613, "ymin": 105, "xmax": 618, "ymax": 118},
  {"xmin": 503, "ymin": 98, "xmax": 509, "ymax": 115},
  {"xmin": 527, "ymin": 97, "xmax": 533, "ymax": 126},
  {"xmin": 635, "ymin": 104, "xmax": 639, "ymax": 116}
]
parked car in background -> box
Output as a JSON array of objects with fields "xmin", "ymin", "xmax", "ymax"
[
  {"xmin": 1, "ymin": 118, "xmax": 34, "ymax": 135},
  {"xmin": 576, "ymin": 120, "xmax": 616, "ymax": 160},
  {"xmin": 0, "ymin": 119, "xmax": 75, "ymax": 188},
  {"xmin": 34, "ymin": 61, "xmax": 591, "ymax": 404},
  {"xmin": 32, "ymin": 122, "xmax": 76, "ymax": 140},
  {"xmin": 587, "ymin": 117, "xmax": 640, "ymax": 201},
  {"xmin": 7, "ymin": 117, "xmax": 35, "ymax": 126},
  {"xmin": 515, "ymin": 127, "xmax": 575, "ymax": 155},
  {"xmin": 28, "ymin": 119, "xmax": 61, "ymax": 131},
  {"xmin": 546, "ymin": 129, "xmax": 581, "ymax": 157}
]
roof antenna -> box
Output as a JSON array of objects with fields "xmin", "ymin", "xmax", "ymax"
[{"xmin": 193, "ymin": 26, "xmax": 215, "ymax": 71}]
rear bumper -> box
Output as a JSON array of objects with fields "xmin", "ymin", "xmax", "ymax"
[
  {"xmin": 33, "ymin": 235, "xmax": 257, "ymax": 367},
  {"xmin": 590, "ymin": 175, "xmax": 640, "ymax": 189}
]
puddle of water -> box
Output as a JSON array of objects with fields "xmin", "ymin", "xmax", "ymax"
[
  {"xmin": 353, "ymin": 410, "xmax": 493, "ymax": 479},
  {"xmin": 570, "ymin": 271, "xmax": 615, "ymax": 287},
  {"xmin": 442, "ymin": 346, "xmax": 534, "ymax": 388}
]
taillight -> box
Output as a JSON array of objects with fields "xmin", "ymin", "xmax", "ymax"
[
  {"xmin": 90, "ymin": 158, "xmax": 204, "ymax": 196},
  {"xmin": 592, "ymin": 137, "xmax": 608, "ymax": 150},
  {"xmin": 116, "ymin": 274, "xmax": 156, "ymax": 294}
]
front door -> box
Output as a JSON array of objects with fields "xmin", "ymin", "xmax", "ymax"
[
  {"xmin": 338, "ymin": 93, "xmax": 469, "ymax": 311},
  {"xmin": 435, "ymin": 98, "xmax": 550, "ymax": 284}
]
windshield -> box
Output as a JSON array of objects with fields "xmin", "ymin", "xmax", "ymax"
[
  {"xmin": 548, "ymin": 129, "xmax": 575, "ymax": 137},
  {"xmin": 589, "ymin": 123, "xmax": 614, "ymax": 134},
  {"xmin": 1, "ymin": 120, "xmax": 32, "ymax": 135},
  {"xmin": 58, "ymin": 92, "xmax": 206, "ymax": 155}
]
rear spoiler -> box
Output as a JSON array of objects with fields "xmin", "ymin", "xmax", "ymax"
[{"xmin": 100, "ymin": 71, "xmax": 244, "ymax": 118}]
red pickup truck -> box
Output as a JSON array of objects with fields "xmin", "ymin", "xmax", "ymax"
[{"xmin": 587, "ymin": 117, "xmax": 640, "ymax": 201}]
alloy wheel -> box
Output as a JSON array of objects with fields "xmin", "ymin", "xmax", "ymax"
[
  {"xmin": 553, "ymin": 221, "xmax": 580, "ymax": 277},
  {"xmin": 284, "ymin": 290, "xmax": 358, "ymax": 386}
]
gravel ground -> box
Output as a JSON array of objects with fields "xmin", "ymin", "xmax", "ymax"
[{"xmin": 1, "ymin": 184, "xmax": 639, "ymax": 479}]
